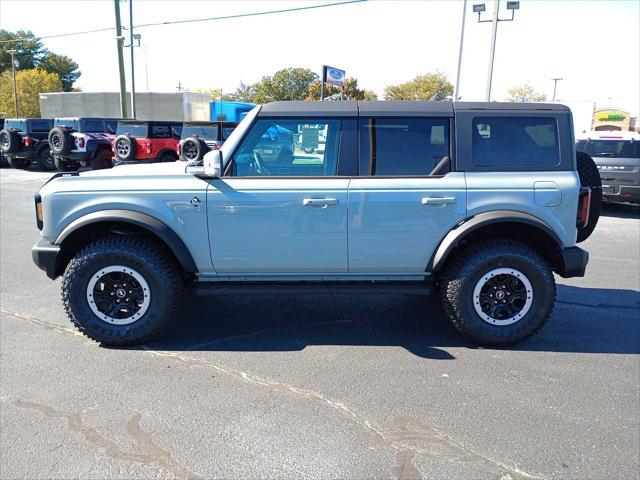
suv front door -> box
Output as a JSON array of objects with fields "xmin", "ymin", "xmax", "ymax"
[
  {"xmin": 207, "ymin": 118, "xmax": 349, "ymax": 274},
  {"xmin": 348, "ymin": 117, "xmax": 467, "ymax": 274}
]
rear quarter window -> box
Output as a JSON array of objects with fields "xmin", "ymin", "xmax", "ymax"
[
  {"xmin": 84, "ymin": 120, "xmax": 105, "ymax": 132},
  {"xmin": 117, "ymin": 123, "xmax": 147, "ymax": 138},
  {"xmin": 29, "ymin": 120, "xmax": 52, "ymax": 132},
  {"xmin": 472, "ymin": 117, "xmax": 560, "ymax": 167}
]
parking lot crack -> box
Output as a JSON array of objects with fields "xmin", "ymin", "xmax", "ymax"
[{"xmin": 12, "ymin": 399, "xmax": 201, "ymax": 480}]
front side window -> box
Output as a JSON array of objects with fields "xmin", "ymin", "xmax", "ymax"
[
  {"xmin": 359, "ymin": 118, "xmax": 450, "ymax": 176},
  {"xmin": 231, "ymin": 118, "xmax": 341, "ymax": 177},
  {"xmin": 473, "ymin": 117, "xmax": 560, "ymax": 167},
  {"xmin": 117, "ymin": 123, "xmax": 147, "ymax": 138}
]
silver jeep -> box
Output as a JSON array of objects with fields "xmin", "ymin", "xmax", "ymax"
[{"xmin": 31, "ymin": 101, "xmax": 598, "ymax": 346}]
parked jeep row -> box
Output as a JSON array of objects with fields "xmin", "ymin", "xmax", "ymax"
[{"xmin": 0, "ymin": 118, "xmax": 239, "ymax": 172}]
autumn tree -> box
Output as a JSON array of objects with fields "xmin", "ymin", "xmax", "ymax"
[
  {"xmin": 306, "ymin": 77, "xmax": 377, "ymax": 100},
  {"xmin": 384, "ymin": 72, "xmax": 453, "ymax": 101},
  {"xmin": 0, "ymin": 29, "xmax": 81, "ymax": 91},
  {"xmin": 505, "ymin": 84, "xmax": 547, "ymax": 102},
  {"xmin": 251, "ymin": 68, "xmax": 319, "ymax": 103},
  {"xmin": 0, "ymin": 69, "xmax": 62, "ymax": 117}
]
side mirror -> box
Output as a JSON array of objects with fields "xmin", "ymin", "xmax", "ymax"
[{"xmin": 203, "ymin": 149, "xmax": 223, "ymax": 177}]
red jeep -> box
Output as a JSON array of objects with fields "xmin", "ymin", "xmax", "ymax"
[{"xmin": 112, "ymin": 120, "xmax": 183, "ymax": 164}]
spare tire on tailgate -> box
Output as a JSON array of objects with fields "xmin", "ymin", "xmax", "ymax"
[
  {"xmin": 113, "ymin": 135, "xmax": 136, "ymax": 162},
  {"xmin": 576, "ymin": 151, "xmax": 602, "ymax": 243},
  {"xmin": 48, "ymin": 127, "xmax": 74, "ymax": 155},
  {"xmin": 180, "ymin": 137, "xmax": 210, "ymax": 161},
  {"xmin": 0, "ymin": 129, "xmax": 22, "ymax": 154}
]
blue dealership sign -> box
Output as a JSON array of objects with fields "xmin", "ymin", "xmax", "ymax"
[{"xmin": 324, "ymin": 66, "xmax": 346, "ymax": 87}]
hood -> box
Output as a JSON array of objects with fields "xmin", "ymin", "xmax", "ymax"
[{"xmin": 79, "ymin": 160, "xmax": 189, "ymax": 178}]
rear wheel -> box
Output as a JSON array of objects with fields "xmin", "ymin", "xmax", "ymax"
[
  {"xmin": 576, "ymin": 152, "xmax": 602, "ymax": 243},
  {"xmin": 91, "ymin": 149, "xmax": 112, "ymax": 170},
  {"xmin": 439, "ymin": 239, "xmax": 556, "ymax": 346},
  {"xmin": 160, "ymin": 152, "xmax": 177, "ymax": 162},
  {"xmin": 54, "ymin": 157, "xmax": 77, "ymax": 172},
  {"xmin": 36, "ymin": 147, "xmax": 56, "ymax": 171},
  {"xmin": 7, "ymin": 157, "xmax": 30, "ymax": 169},
  {"xmin": 62, "ymin": 235, "xmax": 182, "ymax": 345}
]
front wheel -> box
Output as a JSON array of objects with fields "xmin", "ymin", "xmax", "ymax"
[
  {"xmin": 62, "ymin": 236, "xmax": 182, "ymax": 345},
  {"xmin": 439, "ymin": 239, "xmax": 556, "ymax": 346},
  {"xmin": 7, "ymin": 157, "xmax": 30, "ymax": 169},
  {"xmin": 54, "ymin": 157, "xmax": 78, "ymax": 172},
  {"xmin": 36, "ymin": 147, "xmax": 56, "ymax": 171},
  {"xmin": 91, "ymin": 149, "xmax": 112, "ymax": 170}
]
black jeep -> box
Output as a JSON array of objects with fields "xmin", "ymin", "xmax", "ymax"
[
  {"xmin": 48, "ymin": 117, "xmax": 120, "ymax": 171},
  {"xmin": 0, "ymin": 118, "xmax": 55, "ymax": 171}
]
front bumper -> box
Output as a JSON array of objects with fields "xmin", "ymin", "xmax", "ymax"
[
  {"xmin": 557, "ymin": 246, "xmax": 589, "ymax": 278},
  {"xmin": 32, "ymin": 239, "xmax": 62, "ymax": 279},
  {"xmin": 602, "ymin": 185, "xmax": 640, "ymax": 205}
]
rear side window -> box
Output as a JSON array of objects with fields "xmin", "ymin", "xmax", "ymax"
[
  {"xmin": 117, "ymin": 123, "xmax": 147, "ymax": 137},
  {"xmin": 84, "ymin": 120, "xmax": 104, "ymax": 132},
  {"xmin": 151, "ymin": 125, "xmax": 171, "ymax": 138},
  {"xmin": 106, "ymin": 121, "xmax": 118, "ymax": 134},
  {"xmin": 359, "ymin": 118, "xmax": 450, "ymax": 176},
  {"xmin": 29, "ymin": 120, "xmax": 51, "ymax": 132},
  {"xmin": 473, "ymin": 117, "xmax": 560, "ymax": 167},
  {"xmin": 5, "ymin": 120, "xmax": 26, "ymax": 131},
  {"xmin": 576, "ymin": 139, "xmax": 640, "ymax": 159},
  {"xmin": 182, "ymin": 125, "xmax": 218, "ymax": 140},
  {"xmin": 54, "ymin": 118, "xmax": 79, "ymax": 130}
]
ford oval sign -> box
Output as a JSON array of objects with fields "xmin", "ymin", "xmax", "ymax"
[{"xmin": 324, "ymin": 66, "xmax": 346, "ymax": 87}]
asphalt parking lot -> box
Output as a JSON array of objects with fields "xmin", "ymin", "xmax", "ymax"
[{"xmin": 0, "ymin": 166, "xmax": 638, "ymax": 480}]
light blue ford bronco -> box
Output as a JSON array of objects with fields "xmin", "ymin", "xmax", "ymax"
[{"xmin": 31, "ymin": 101, "xmax": 599, "ymax": 346}]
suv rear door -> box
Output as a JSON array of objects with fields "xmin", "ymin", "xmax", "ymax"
[
  {"xmin": 207, "ymin": 117, "xmax": 350, "ymax": 274},
  {"xmin": 348, "ymin": 110, "xmax": 466, "ymax": 274},
  {"xmin": 577, "ymin": 136, "xmax": 640, "ymax": 193}
]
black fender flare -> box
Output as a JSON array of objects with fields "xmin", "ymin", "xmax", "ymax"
[
  {"xmin": 428, "ymin": 210, "xmax": 563, "ymax": 272},
  {"xmin": 56, "ymin": 209, "xmax": 197, "ymax": 273}
]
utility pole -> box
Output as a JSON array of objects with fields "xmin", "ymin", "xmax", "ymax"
[
  {"xmin": 114, "ymin": 0, "xmax": 127, "ymax": 117},
  {"xmin": 176, "ymin": 82, "xmax": 183, "ymax": 92},
  {"xmin": 7, "ymin": 49, "xmax": 19, "ymax": 117},
  {"xmin": 454, "ymin": 0, "xmax": 468, "ymax": 101},
  {"xmin": 551, "ymin": 77, "xmax": 563, "ymax": 101},
  {"xmin": 485, "ymin": 0, "xmax": 500, "ymax": 101},
  {"xmin": 129, "ymin": 0, "xmax": 137, "ymax": 118}
]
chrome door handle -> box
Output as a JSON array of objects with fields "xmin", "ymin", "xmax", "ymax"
[
  {"xmin": 303, "ymin": 198, "xmax": 338, "ymax": 206},
  {"xmin": 422, "ymin": 196, "xmax": 456, "ymax": 205}
]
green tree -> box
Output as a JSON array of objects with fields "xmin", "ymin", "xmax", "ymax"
[
  {"xmin": 0, "ymin": 68, "xmax": 62, "ymax": 117},
  {"xmin": 252, "ymin": 68, "xmax": 318, "ymax": 103},
  {"xmin": 505, "ymin": 84, "xmax": 547, "ymax": 102},
  {"xmin": 306, "ymin": 77, "xmax": 377, "ymax": 100},
  {"xmin": 0, "ymin": 30, "xmax": 45, "ymax": 72},
  {"xmin": 225, "ymin": 81, "xmax": 256, "ymax": 103},
  {"xmin": 39, "ymin": 53, "xmax": 80, "ymax": 92},
  {"xmin": 384, "ymin": 72, "xmax": 453, "ymax": 101}
]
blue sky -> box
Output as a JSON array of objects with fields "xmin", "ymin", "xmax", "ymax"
[{"xmin": 1, "ymin": 0, "xmax": 639, "ymax": 113}]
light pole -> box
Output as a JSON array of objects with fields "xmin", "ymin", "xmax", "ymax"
[
  {"xmin": 7, "ymin": 49, "xmax": 19, "ymax": 117},
  {"xmin": 129, "ymin": 0, "xmax": 136, "ymax": 118},
  {"xmin": 132, "ymin": 33, "xmax": 149, "ymax": 92},
  {"xmin": 114, "ymin": 0, "xmax": 127, "ymax": 117},
  {"xmin": 551, "ymin": 77, "xmax": 563, "ymax": 101},
  {"xmin": 473, "ymin": 1, "xmax": 520, "ymax": 101},
  {"xmin": 453, "ymin": 0, "xmax": 468, "ymax": 101}
]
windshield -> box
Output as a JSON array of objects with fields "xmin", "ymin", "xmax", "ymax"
[
  {"xmin": 54, "ymin": 118, "xmax": 80, "ymax": 130},
  {"xmin": 577, "ymin": 139, "xmax": 640, "ymax": 159},
  {"xmin": 116, "ymin": 123, "xmax": 147, "ymax": 138},
  {"xmin": 182, "ymin": 125, "xmax": 218, "ymax": 140},
  {"xmin": 220, "ymin": 106, "xmax": 260, "ymax": 167}
]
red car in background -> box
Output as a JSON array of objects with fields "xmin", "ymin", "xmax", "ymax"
[{"xmin": 112, "ymin": 120, "xmax": 183, "ymax": 164}]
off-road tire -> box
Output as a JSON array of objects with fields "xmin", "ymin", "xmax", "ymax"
[
  {"xmin": 48, "ymin": 127, "xmax": 74, "ymax": 155},
  {"xmin": 91, "ymin": 149, "xmax": 112, "ymax": 170},
  {"xmin": 180, "ymin": 137, "xmax": 209, "ymax": 161},
  {"xmin": 160, "ymin": 152, "xmax": 178, "ymax": 162},
  {"xmin": 62, "ymin": 235, "xmax": 182, "ymax": 345},
  {"xmin": 576, "ymin": 151, "xmax": 602, "ymax": 243},
  {"xmin": 36, "ymin": 146, "xmax": 56, "ymax": 171},
  {"xmin": 0, "ymin": 129, "xmax": 21, "ymax": 154},
  {"xmin": 54, "ymin": 156, "xmax": 77, "ymax": 172},
  {"xmin": 7, "ymin": 156, "xmax": 30, "ymax": 169},
  {"xmin": 0, "ymin": 153, "xmax": 9, "ymax": 168},
  {"xmin": 439, "ymin": 239, "xmax": 556, "ymax": 346},
  {"xmin": 113, "ymin": 135, "xmax": 136, "ymax": 162}
]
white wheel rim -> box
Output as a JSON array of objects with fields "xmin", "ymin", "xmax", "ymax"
[
  {"xmin": 86, "ymin": 265, "xmax": 151, "ymax": 325},
  {"xmin": 472, "ymin": 268, "xmax": 533, "ymax": 326}
]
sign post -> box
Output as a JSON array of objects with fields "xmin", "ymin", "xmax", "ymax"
[{"xmin": 321, "ymin": 65, "xmax": 346, "ymax": 100}]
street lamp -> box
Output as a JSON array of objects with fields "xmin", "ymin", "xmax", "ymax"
[
  {"xmin": 473, "ymin": 1, "xmax": 520, "ymax": 101},
  {"xmin": 7, "ymin": 49, "xmax": 19, "ymax": 117},
  {"xmin": 551, "ymin": 77, "xmax": 563, "ymax": 101},
  {"xmin": 132, "ymin": 33, "xmax": 149, "ymax": 92}
]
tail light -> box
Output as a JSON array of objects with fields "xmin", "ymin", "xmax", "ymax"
[
  {"xmin": 577, "ymin": 187, "xmax": 591, "ymax": 228},
  {"xmin": 145, "ymin": 140, "xmax": 152, "ymax": 154},
  {"xmin": 77, "ymin": 137, "xmax": 85, "ymax": 148},
  {"xmin": 23, "ymin": 136, "xmax": 31, "ymax": 147},
  {"xmin": 176, "ymin": 143, "xmax": 181, "ymax": 155}
]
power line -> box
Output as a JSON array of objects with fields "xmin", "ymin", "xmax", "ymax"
[{"xmin": 0, "ymin": 0, "xmax": 365, "ymax": 44}]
